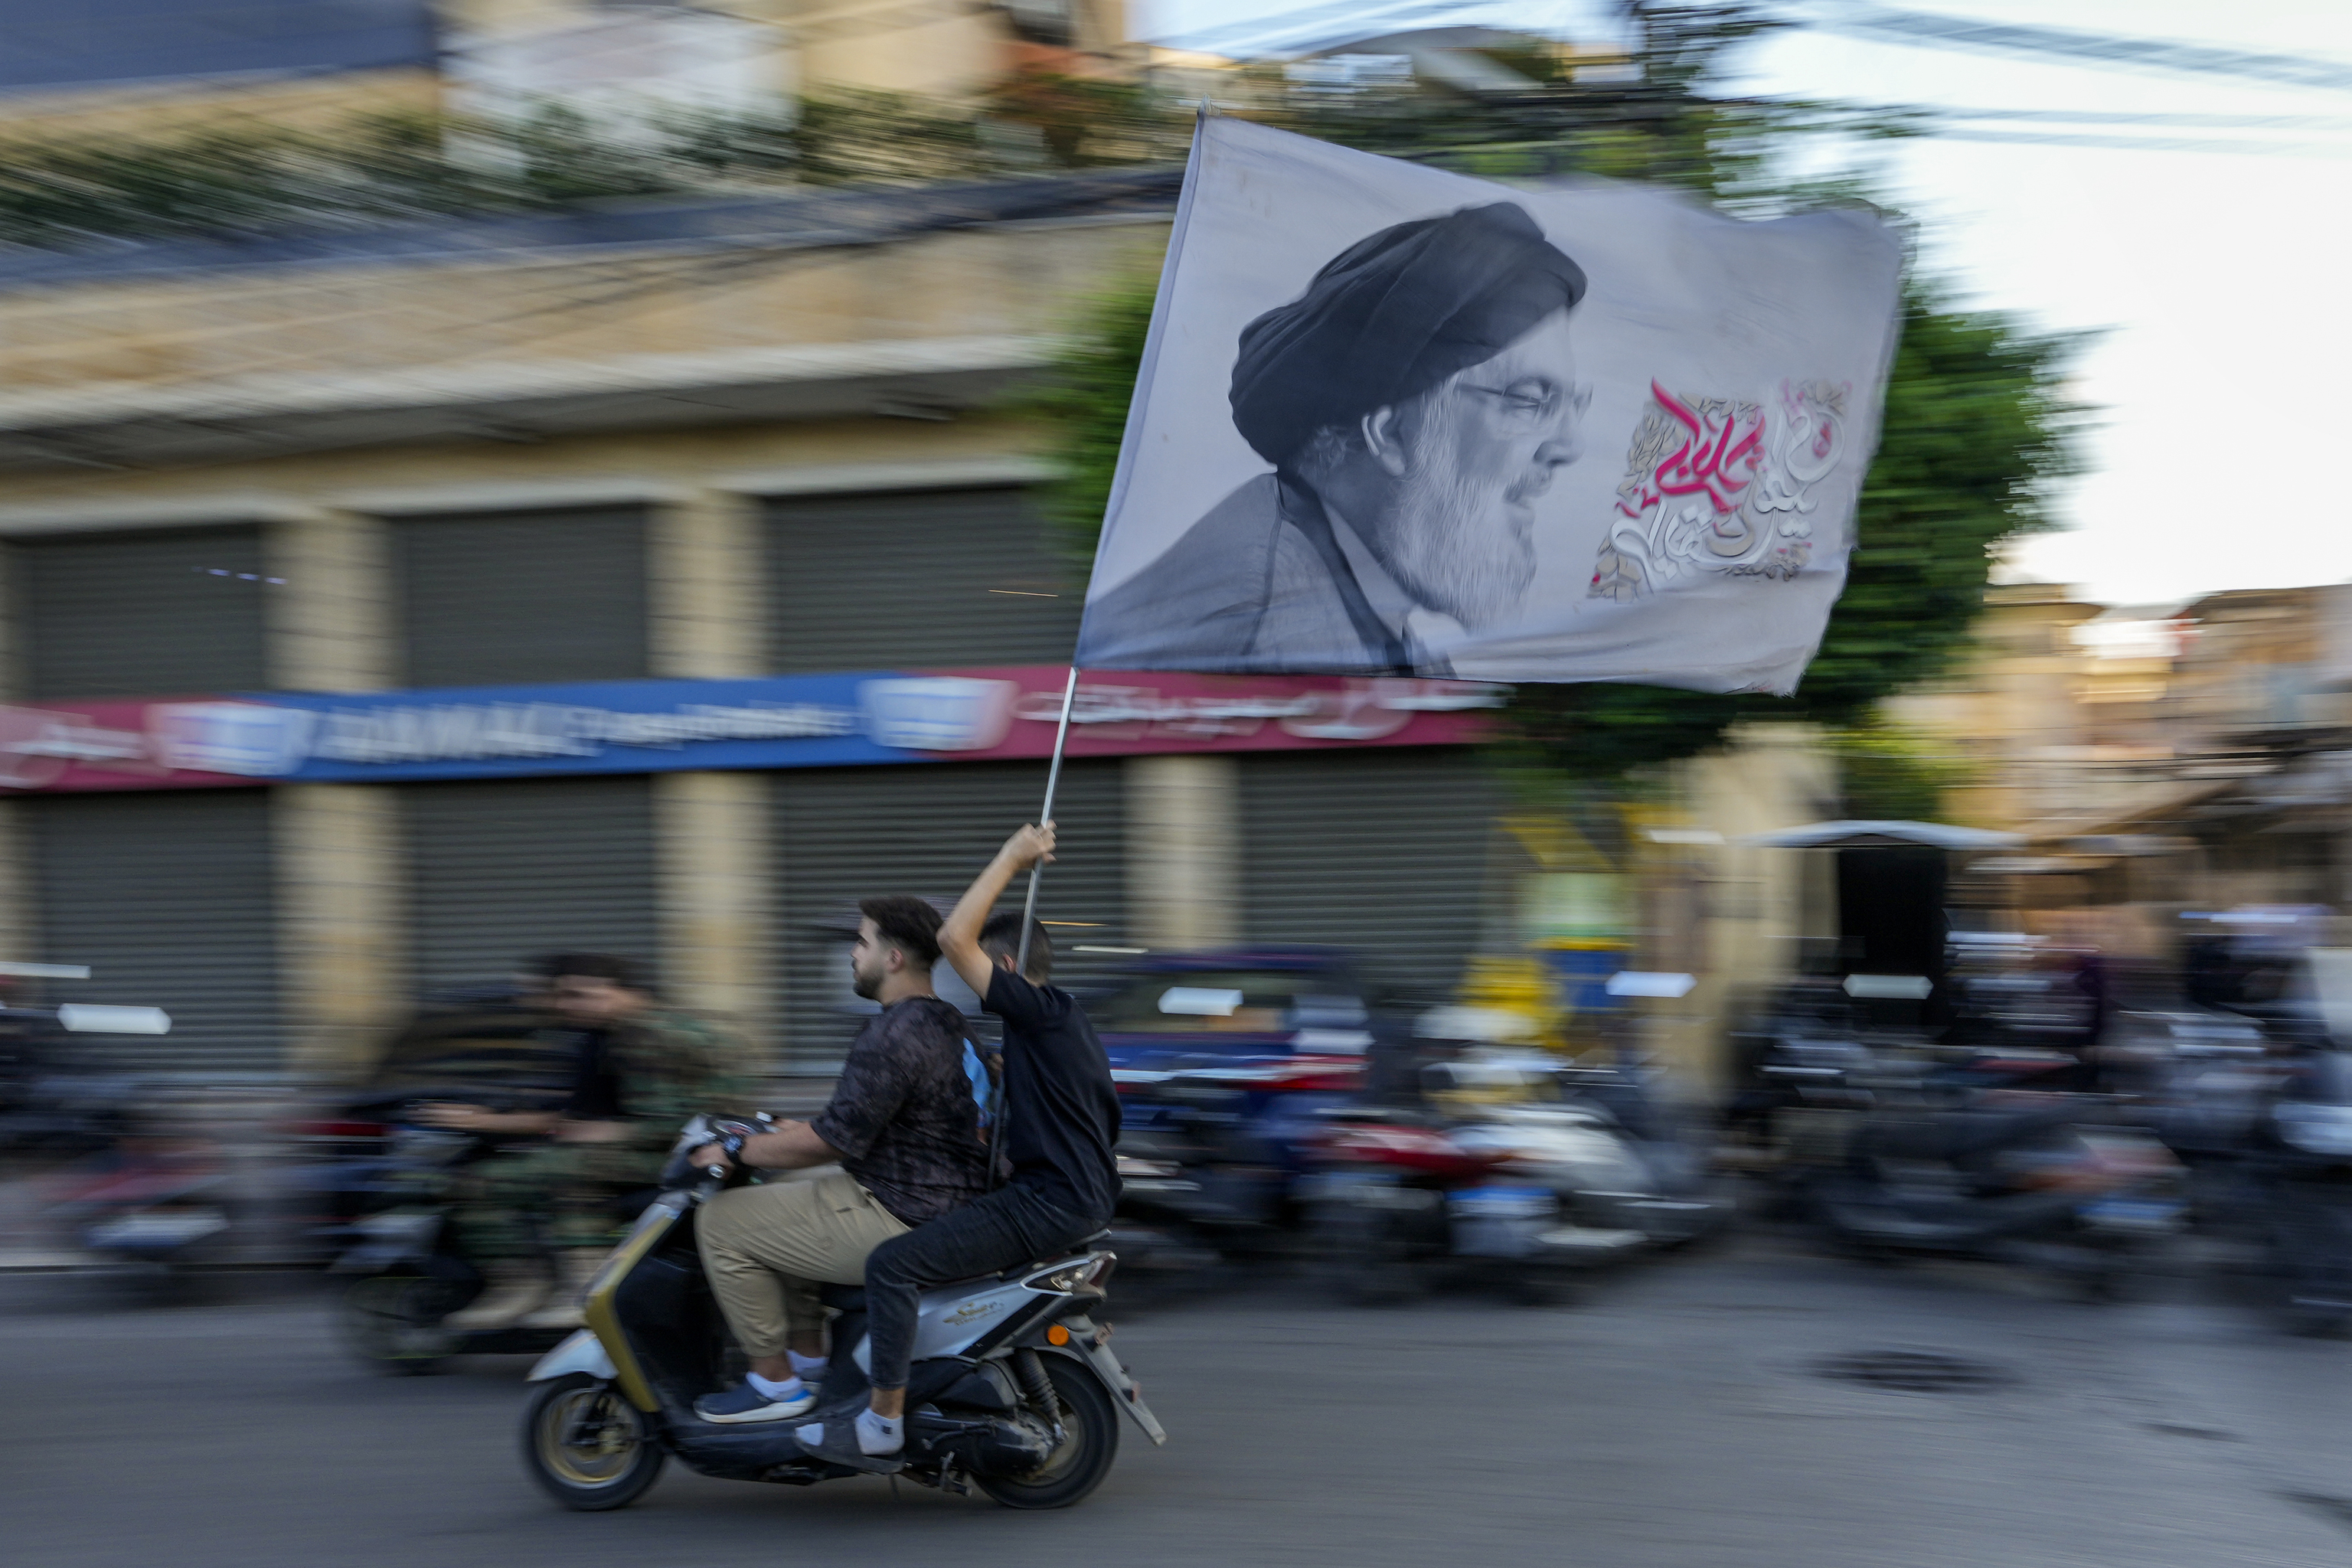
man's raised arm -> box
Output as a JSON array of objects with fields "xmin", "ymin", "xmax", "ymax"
[{"xmin": 939, "ymin": 822, "xmax": 1055, "ymax": 998}]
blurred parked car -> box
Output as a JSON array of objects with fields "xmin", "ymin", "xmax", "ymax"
[{"xmin": 1102, "ymin": 949, "xmax": 1380, "ymax": 1273}]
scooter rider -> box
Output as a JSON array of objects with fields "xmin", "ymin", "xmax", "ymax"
[
  {"xmin": 684, "ymin": 897, "xmax": 992, "ymax": 1425},
  {"xmin": 792, "ymin": 822, "xmax": 1122, "ymax": 1472}
]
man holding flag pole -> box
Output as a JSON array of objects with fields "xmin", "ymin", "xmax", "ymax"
[{"xmin": 792, "ymin": 818, "xmax": 1122, "ymax": 1472}]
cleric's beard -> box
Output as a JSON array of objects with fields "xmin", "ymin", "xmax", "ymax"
[{"xmin": 1379, "ymin": 449, "xmax": 1534, "ymax": 630}]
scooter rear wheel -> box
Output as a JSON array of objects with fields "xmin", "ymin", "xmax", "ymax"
[
  {"xmin": 521, "ymin": 1374, "xmax": 665, "ymax": 1511},
  {"xmin": 975, "ymin": 1354, "xmax": 1119, "ymax": 1511}
]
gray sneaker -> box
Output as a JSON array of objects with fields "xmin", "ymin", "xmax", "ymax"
[{"xmin": 694, "ymin": 1378, "xmax": 816, "ymax": 1424}]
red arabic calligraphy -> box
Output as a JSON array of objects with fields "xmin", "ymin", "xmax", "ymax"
[{"xmin": 1616, "ymin": 381, "xmax": 1764, "ymax": 518}]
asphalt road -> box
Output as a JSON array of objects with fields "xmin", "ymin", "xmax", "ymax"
[{"xmin": 8, "ymin": 1239, "xmax": 2352, "ymax": 1568}]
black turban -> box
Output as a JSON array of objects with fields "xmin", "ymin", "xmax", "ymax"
[{"xmin": 1227, "ymin": 201, "xmax": 1587, "ymax": 466}]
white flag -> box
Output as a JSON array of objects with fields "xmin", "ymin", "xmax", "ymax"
[{"xmin": 1074, "ymin": 116, "xmax": 1904, "ymax": 694}]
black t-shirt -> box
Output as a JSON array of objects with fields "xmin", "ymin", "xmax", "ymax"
[
  {"xmin": 983, "ymin": 969, "xmax": 1121, "ymax": 1224},
  {"xmin": 563, "ymin": 1028, "xmax": 624, "ymax": 1119}
]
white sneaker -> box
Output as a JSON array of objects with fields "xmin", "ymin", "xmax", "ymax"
[{"xmin": 443, "ymin": 1263, "xmax": 550, "ymax": 1332}]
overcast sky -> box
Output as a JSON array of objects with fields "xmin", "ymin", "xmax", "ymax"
[{"xmin": 1138, "ymin": 1, "xmax": 2352, "ymax": 611}]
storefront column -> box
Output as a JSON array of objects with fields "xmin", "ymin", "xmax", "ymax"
[
  {"xmin": 274, "ymin": 783, "xmax": 407, "ymax": 1083},
  {"xmin": 655, "ymin": 770, "xmax": 773, "ymax": 1065},
  {"xmin": 0, "ymin": 546, "xmax": 31, "ymax": 967},
  {"xmin": 0, "ymin": 799, "xmax": 34, "ymax": 969},
  {"xmin": 650, "ymin": 489, "xmax": 764, "ymax": 678},
  {"xmin": 264, "ymin": 507, "xmax": 394, "ymax": 693},
  {"xmin": 1125, "ymin": 754, "xmax": 1239, "ymax": 952}
]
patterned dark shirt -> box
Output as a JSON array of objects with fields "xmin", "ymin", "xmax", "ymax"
[{"xmin": 810, "ymin": 996, "xmax": 990, "ymax": 1225}]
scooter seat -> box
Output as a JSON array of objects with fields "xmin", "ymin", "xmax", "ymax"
[
  {"xmin": 818, "ymin": 1283, "xmax": 867, "ymax": 1311},
  {"xmin": 998, "ymin": 1231, "xmax": 1115, "ymax": 1281}
]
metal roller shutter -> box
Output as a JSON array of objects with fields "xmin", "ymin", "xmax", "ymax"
[
  {"xmin": 404, "ymin": 776, "xmax": 658, "ymax": 998},
  {"xmin": 766, "ymin": 488, "xmax": 1078, "ymax": 671},
  {"xmin": 27, "ymin": 790, "xmax": 282, "ymax": 1079},
  {"xmin": 395, "ymin": 508, "xmax": 649, "ymax": 687},
  {"xmin": 17, "ymin": 527, "xmax": 270, "ymax": 698},
  {"xmin": 1239, "ymin": 748, "xmax": 1501, "ymax": 1004},
  {"xmin": 773, "ymin": 760, "xmax": 1124, "ymax": 1067}
]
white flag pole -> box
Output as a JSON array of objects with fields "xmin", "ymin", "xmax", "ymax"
[{"xmin": 1014, "ymin": 665, "xmax": 1080, "ymax": 973}]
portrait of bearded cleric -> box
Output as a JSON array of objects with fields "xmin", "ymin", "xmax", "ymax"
[{"xmin": 1080, "ymin": 202, "xmax": 1589, "ymax": 676}]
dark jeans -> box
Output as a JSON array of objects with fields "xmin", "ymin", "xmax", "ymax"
[{"xmin": 861, "ymin": 1183, "xmax": 1099, "ymax": 1392}]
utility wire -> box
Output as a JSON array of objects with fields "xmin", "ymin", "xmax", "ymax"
[
  {"xmin": 1792, "ymin": 1, "xmax": 2352, "ymax": 96},
  {"xmin": 1923, "ymin": 126, "xmax": 2352, "ymax": 160},
  {"xmin": 1899, "ymin": 106, "xmax": 2352, "ymax": 133}
]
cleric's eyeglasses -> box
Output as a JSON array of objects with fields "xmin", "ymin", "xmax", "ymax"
[{"xmin": 1457, "ymin": 379, "xmax": 1592, "ymax": 431}]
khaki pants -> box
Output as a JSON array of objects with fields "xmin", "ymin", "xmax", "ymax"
[{"xmin": 697, "ymin": 1172, "xmax": 910, "ymax": 1359}]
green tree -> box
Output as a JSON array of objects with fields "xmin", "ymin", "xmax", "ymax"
[{"xmin": 1826, "ymin": 717, "xmax": 1978, "ymax": 821}]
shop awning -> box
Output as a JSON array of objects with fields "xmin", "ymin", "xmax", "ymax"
[{"xmin": 1739, "ymin": 819, "xmax": 2026, "ymax": 851}]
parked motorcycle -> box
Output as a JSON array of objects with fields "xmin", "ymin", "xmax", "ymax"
[
  {"xmin": 2218, "ymin": 1050, "xmax": 2352, "ymax": 1333},
  {"xmin": 1808, "ymin": 1100, "xmax": 2184, "ymax": 1297},
  {"xmin": 44, "ymin": 1121, "xmax": 237, "ymax": 1296},
  {"xmin": 518, "ymin": 1116, "xmax": 1166, "ymax": 1511},
  {"xmin": 1439, "ymin": 1053, "xmax": 1733, "ymax": 1250},
  {"xmin": 1299, "ymin": 1107, "xmax": 1641, "ymax": 1306}
]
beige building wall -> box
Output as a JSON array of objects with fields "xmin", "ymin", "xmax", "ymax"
[
  {"xmin": 1644, "ymin": 724, "xmax": 1838, "ymax": 1096},
  {"xmin": 265, "ymin": 508, "xmax": 397, "ymax": 694},
  {"xmin": 647, "ymin": 488, "xmax": 775, "ymax": 1058},
  {"xmin": 264, "ymin": 508, "xmax": 404, "ymax": 1079},
  {"xmin": 655, "ymin": 771, "xmax": 774, "ymax": 1065},
  {"xmin": 1124, "ymin": 753, "xmax": 1239, "ymax": 952},
  {"xmin": 273, "ymin": 784, "xmax": 407, "ymax": 1082},
  {"xmin": 0, "ymin": 67, "xmax": 439, "ymax": 140},
  {"xmin": 650, "ymin": 489, "xmax": 766, "ymax": 680}
]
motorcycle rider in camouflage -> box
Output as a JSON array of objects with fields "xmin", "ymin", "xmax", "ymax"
[{"xmin": 416, "ymin": 953, "xmax": 746, "ymax": 1331}]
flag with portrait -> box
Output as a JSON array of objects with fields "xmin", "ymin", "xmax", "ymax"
[{"xmin": 1073, "ymin": 115, "xmax": 1905, "ymax": 694}]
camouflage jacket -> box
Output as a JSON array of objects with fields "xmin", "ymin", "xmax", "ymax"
[{"xmin": 602, "ymin": 1006, "xmax": 751, "ymax": 1156}]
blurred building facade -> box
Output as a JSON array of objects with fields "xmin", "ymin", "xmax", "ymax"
[
  {"xmin": 1886, "ymin": 581, "xmax": 2352, "ymax": 920},
  {"xmin": 0, "ymin": 168, "xmax": 1544, "ymax": 1085},
  {"xmin": 0, "ymin": 0, "xmax": 1132, "ymax": 142},
  {"xmin": 0, "ymin": 1, "xmax": 1864, "ymax": 1098}
]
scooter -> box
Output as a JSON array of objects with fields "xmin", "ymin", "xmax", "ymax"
[{"xmin": 518, "ymin": 1117, "xmax": 1168, "ymax": 1511}]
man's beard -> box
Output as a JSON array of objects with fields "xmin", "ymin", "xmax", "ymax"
[
  {"xmin": 1380, "ymin": 450, "xmax": 1536, "ymax": 629},
  {"xmin": 849, "ymin": 959, "xmax": 881, "ymax": 1001}
]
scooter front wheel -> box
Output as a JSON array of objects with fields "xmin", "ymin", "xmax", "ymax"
[{"xmin": 521, "ymin": 1374, "xmax": 665, "ymax": 1511}]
